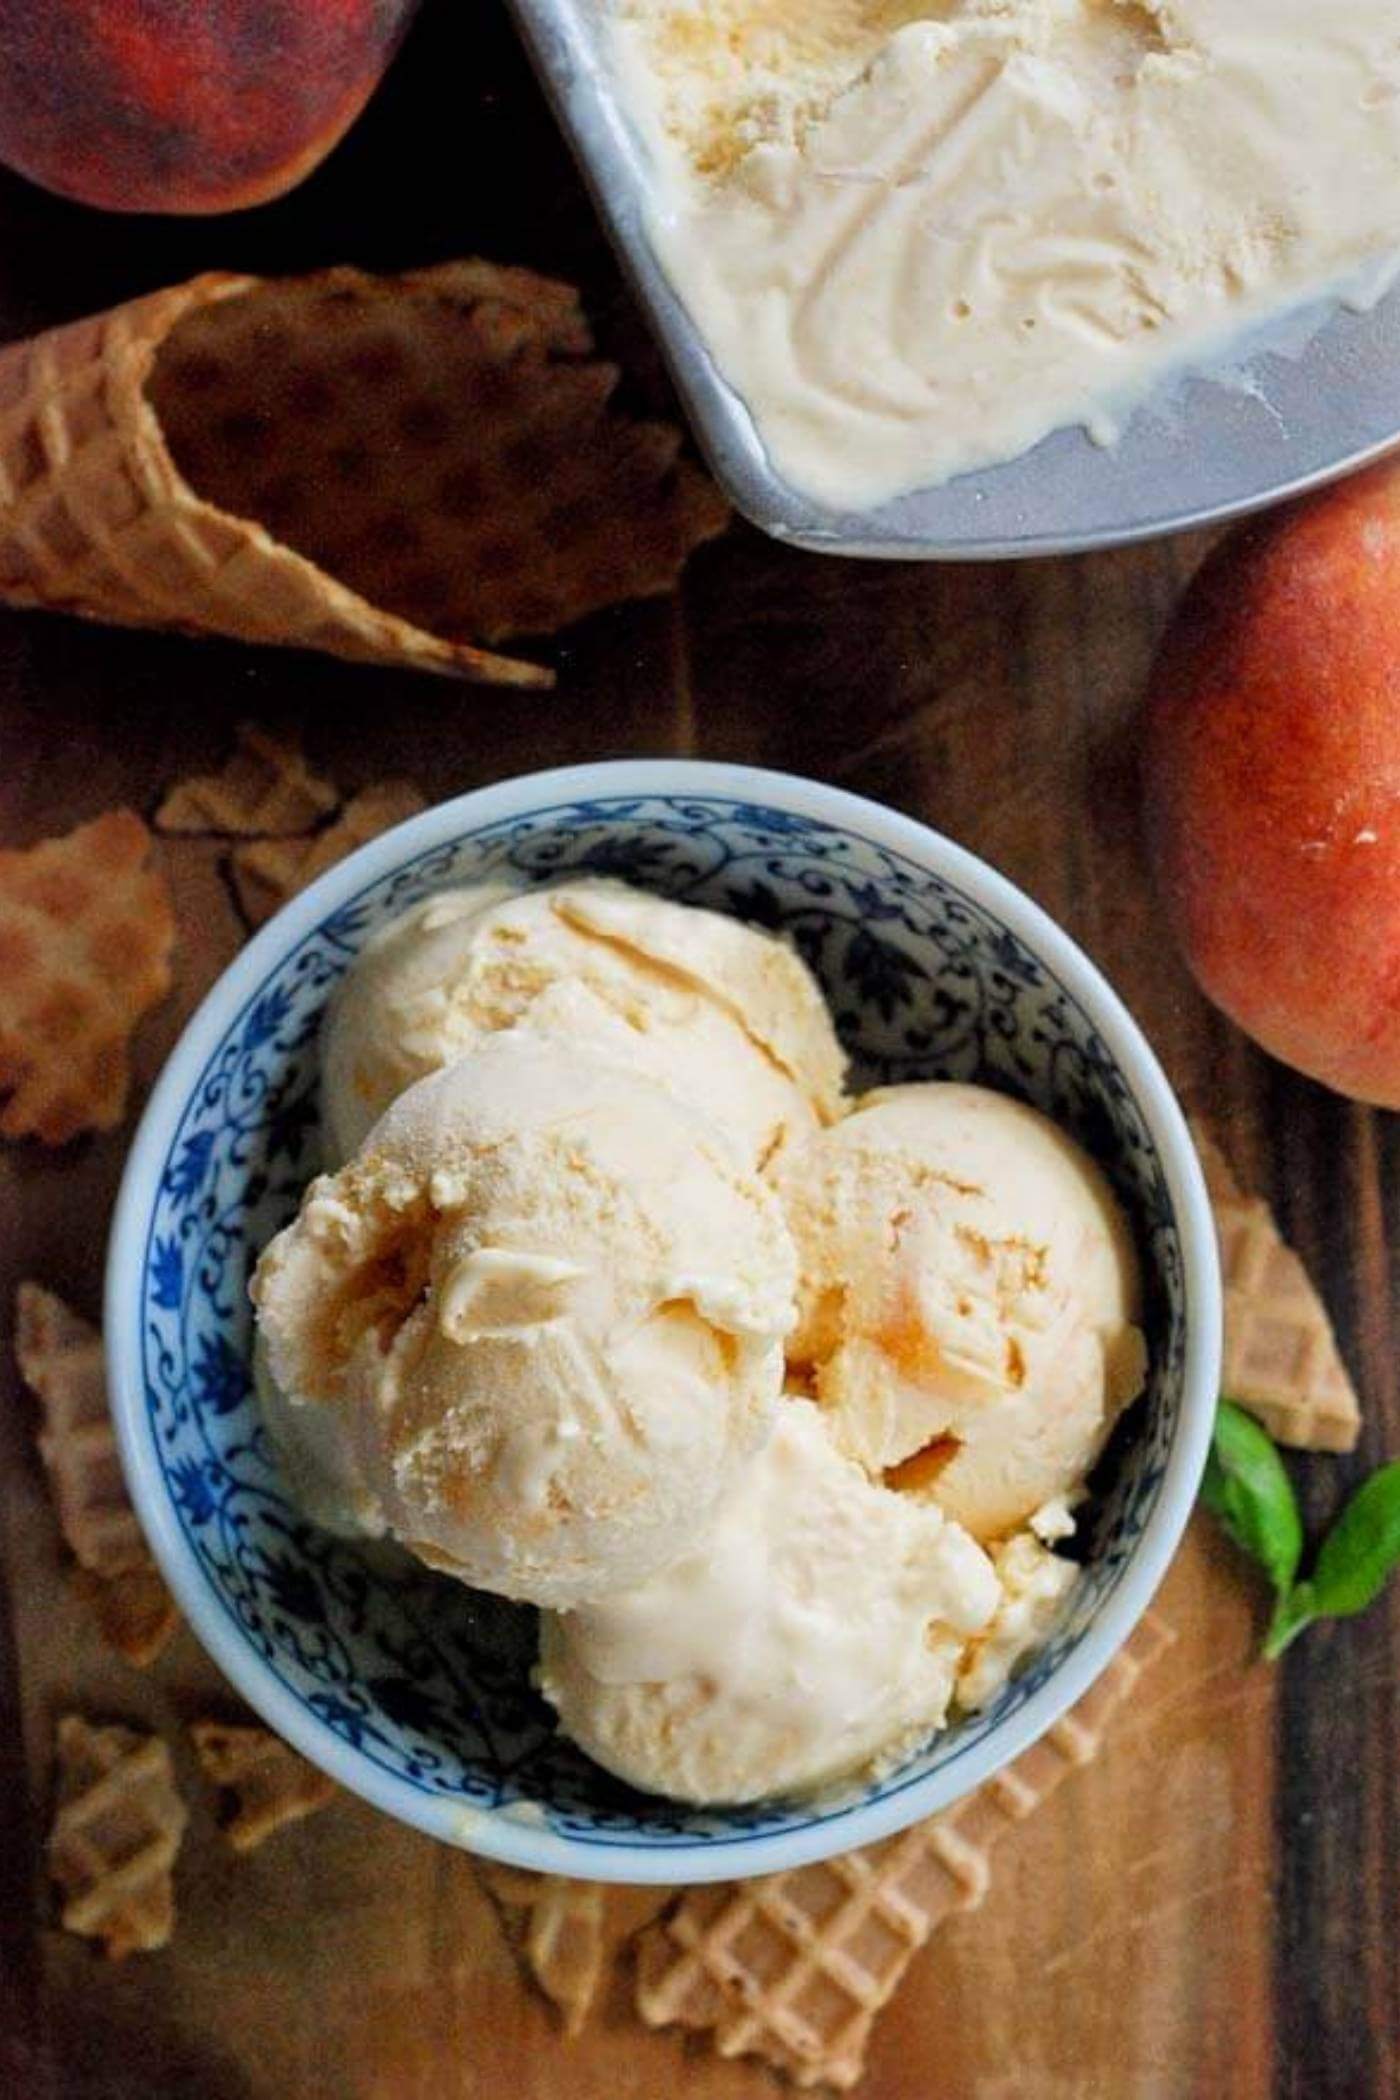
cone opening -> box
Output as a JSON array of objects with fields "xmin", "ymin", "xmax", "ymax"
[{"xmin": 146, "ymin": 264, "xmax": 727, "ymax": 655}]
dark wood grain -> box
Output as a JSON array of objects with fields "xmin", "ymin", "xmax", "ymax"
[{"xmin": 0, "ymin": 5, "xmax": 1397, "ymax": 2097}]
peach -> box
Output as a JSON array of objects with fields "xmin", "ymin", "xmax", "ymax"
[
  {"xmin": 0, "ymin": 1, "xmax": 420, "ymax": 214},
  {"xmin": 1143, "ymin": 462, "xmax": 1400, "ymax": 1107}
]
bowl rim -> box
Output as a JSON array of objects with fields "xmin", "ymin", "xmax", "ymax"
[{"xmin": 107, "ymin": 758, "xmax": 1221, "ymax": 1883}]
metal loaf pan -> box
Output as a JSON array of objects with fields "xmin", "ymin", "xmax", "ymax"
[{"xmin": 507, "ymin": 0, "xmax": 1400, "ymax": 558}]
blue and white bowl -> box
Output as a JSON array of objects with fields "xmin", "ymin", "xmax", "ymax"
[{"xmin": 106, "ymin": 761, "xmax": 1220, "ymax": 1883}]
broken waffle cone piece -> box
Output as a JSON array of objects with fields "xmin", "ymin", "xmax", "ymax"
[
  {"xmin": 0, "ymin": 809, "xmax": 175, "ymax": 1143},
  {"xmin": 475, "ymin": 1865, "xmax": 672, "ymax": 2036},
  {"xmin": 477, "ymin": 1863, "xmax": 608, "ymax": 2039},
  {"xmin": 17, "ymin": 1282, "xmax": 147, "ymax": 1577},
  {"xmin": 49, "ymin": 1715, "xmax": 188, "ymax": 1958},
  {"xmin": 189, "ymin": 1719, "xmax": 337, "ymax": 1851},
  {"xmin": 636, "ymin": 1614, "xmax": 1173, "ymax": 2093},
  {"xmin": 73, "ymin": 1565, "xmax": 181, "ymax": 1670},
  {"xmin": 230, "ymin": 779, "xmax": 427, "ymax": 927},
  {"xmin": 1190, "ymin": 1125, "xmax": 1244, "ymax": 1209},
  {"xmin": 15, "ymin": 1283, "xmax": 179, "ymax": 1665},
  {"xmin": 156, "ymin": 721, "xmax": 338, "ymax": 837},
  {"xmin": 1191, "ymin": 1121, "xmax": 1361, "ymax": 1453},
  {"xmin": 0, "ymin": 262, "xmax": 726, "ymax": 686}
]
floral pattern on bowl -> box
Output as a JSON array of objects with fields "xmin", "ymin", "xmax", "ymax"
[{"xmin": 115, "ymin": 777, "xmax": 1209, "ymax": 1873}]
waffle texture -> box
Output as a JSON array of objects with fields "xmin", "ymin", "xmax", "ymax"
[
  {"xmin": 48, "ymin": 1716, "xmax": 188, "ymax": 1958},
  {"xmin": 230, "ymin": 780, "xmax": 426, "ymax": 927},
  {"xmin": 0, "ymin": 270, "xmax": 552, "ymax": 684},
  {"xmin": 72, "ymin": 1564, "xmax": 180, "ymax": 1669},
  {"xmin": 156, "ymin": 721, "xmax": 338, "ymax": 837},
  {"xmin": 17, "ymin": 1282, "xmax": 145, "ymax": 1575},
  {"xmin": 190, "ymin": 1720, "xmax": 338, "ymax": 1852},
  {"xmin": 0, "ymin": 809, "xmax": 175, "ymax": 1142},
  {"xmin": 15, "ymin": 1283, "xmax": 179, "ymax": 1664},
  {"xmin": 150, "ymin": 263, "xmax": 728, "ymax": 658},
  {"xmin": 1194, "ymin": 1126, "xmax": 1361, "ymax": 1453},
  {"xmin": 637, "ymin": 1614, "xmax": 1174, "ymax": 2090},
  {"xmin": 478, "ymin": 1863, "xmax": 609, "ymax": 2038}
]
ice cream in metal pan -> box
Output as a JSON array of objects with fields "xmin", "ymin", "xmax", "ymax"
[{"xmin": 506, "ymin": 0, "xmax": 1400, "ymax": 555}]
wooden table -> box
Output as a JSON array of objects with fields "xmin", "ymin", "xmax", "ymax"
[{"xmin": 1, "ymin": 6, "xmax": 1396, "ymax": 2097}]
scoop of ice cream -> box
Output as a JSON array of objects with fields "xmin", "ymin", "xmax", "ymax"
[
  {"xmin": 537, "ymin": 1397, "xmax": 999, "ymax": 1803},
  {"xmin": 321, "ymin": 877, "xmax": 846, "ymax": 1169},
  {"xmin": 775, "ymin": 1084, "xmax": 1147, "ymax": 1541},
  {"xmin": 251, "ymin": 1034, "xmax": 797, "ymax": 1606},
  {"xmin": 955, "ymin": 1530, "xmax": 1079, "ymax": 1713},
  {"xmin": 252, "ymin": 1330, "xmax": 383, "ymax": 1539}
]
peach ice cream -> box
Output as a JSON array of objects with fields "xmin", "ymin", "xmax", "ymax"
[
  {"xmin": 775, "ymin": 1083, "xmax": 1147, "ymax": 1541},
  {"xmin": 538, "ymin": 1397, "xmax": 999, "ymax": 1802},
  {"xmin": 320, "ymin": 877, "xmax": 845, "ymax": 1169},
  {"xmin": 252, "ymin": 1034, "xmax": 797, "ymax": 1607}
]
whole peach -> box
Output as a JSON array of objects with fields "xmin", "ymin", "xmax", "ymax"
[
  {"xmin": 1143, "ymin": 462, "xmax": 1400, "ymax": 1107},
  {"xmin": 0, "ymin": 1, "xmax": 420, "ymax": 215}
]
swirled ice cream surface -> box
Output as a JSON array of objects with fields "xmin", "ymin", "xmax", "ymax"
[{"xmin": 605, "ymin": 0, "xmax": 1400, "ymax": 509}]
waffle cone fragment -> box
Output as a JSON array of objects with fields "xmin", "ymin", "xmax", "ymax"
[
  {"xmin": 0, "ymin": 809, "xmax": 175, "ymax": 1143},
  {"xmin": 1193, "ymin": 1125, "xmax": 1361, "ymax": 1453},
  {"xmin": 17, "ymin": 1283, "xmax": 147, "ymax": 1577},
  {"xmin": 478, "ymin": 1862, "xmax": 608, "ymax": 2038},
  {"xmin": 15, "ymin": 1283, "xmax": 179, "ymax": 1664},
  {"xmin": 637, "ymin": 1614, "xmax": 1174, "ymax": 2092},
  {"xmin": 156, "ymin": 721, "xmax": 338, "ymax": 837},
  {"xmin": 49, "ymin": 1715, "xmax": 188, "ymax": 1958},
  {"xmin": 0, "ymin": 263, "xmax": 726, "ymax": 686},
  {"xmin": 230, "ymin": 780, "xmax": 427, "ymax": 928},
  {"xmin": 73, "ymin": 1565, "xmax": 180, "ymax": 1670},
  {"xmin": 189, "ymin": 1719, "xmax": 337, "ymax": 1851}
]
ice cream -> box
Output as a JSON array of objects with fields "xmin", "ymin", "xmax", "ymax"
[
  {"xmin": 775, "ymin": 1083, "xmax": 1147, "ymax": 1540},
  {"xmin": 251, "ymin": 1034, "xmax": 798, "ymax": 1607},
  {"xmin": 321, "ymin": 877, "xmax": 845, "ymax": 1169},
  {"xmin": 537, "ymin": 1397, "xmax": 1000, "ymax": 1803},
  {"xmin": 253, "ymin": 870, "xmax": 1150, "ymax": 1805},
  {"xmin": 955, "ymin": 1528, "xmax": 1080, "ymax": 1711},
  {"xmin": 252, "ymin": 1329, "xmax": 378, "ymax": 1538},
  {"xmin": 606, "ymin": 0, "xmax": 1400, "ymax": 508}
]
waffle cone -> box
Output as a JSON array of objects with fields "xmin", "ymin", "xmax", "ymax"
[
  {"xmin": 0, "ymin": 265, "xmax": 724, "ymax": 686},
  {"xmin": 0, "ymin": 809, "xmax": 175, "ymax": 1143},
  {"xmin": 16, "ymin": 1281, "xmax": 148, "ymax": 1577},
  {"xmin": 189, "ymin": 1719, "xmax": 337, "ymax": 1851},
  {"xmin": 16, "ymin": 1283, "xmax": 180, "ymax": 1664},
  {"xmin": 477, "ymin": 1864, "xmax": 608, "ymax": 2038},
  {"xmin": 48, "ymin": 1715, "xmax": 188, "ymax": 1958},
  {"xmin": 229, "ymin": 780, "xmax": 427, "ymax": 927},
  {"xmin": 155, "ymin": 721, "xmax": 339, "ymax": 837},
  {"xmin": 1191, "ymin": 1122, "xmax": 1361, "ymax": 1453},
  {"xmin": 0, "ymin": 273, "xmax": 542, "ymax": 682},
  {"xmin": 73, "ymin": 1563, "xmax": 180, "ymax": 1669},
  {"xmin": 636, "ymin": 1614, "xmax": 1174, "ymax": 2091}
]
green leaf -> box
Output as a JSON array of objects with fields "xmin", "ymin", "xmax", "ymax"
[
  {"xmin": 1203, "ymin": 1405, "xmax": 1400, "ymax": 1662},
  {"xmin": 1201, "ymin": 1400, "xmax": 1304, "ymax": 1600},
  {"xmin": 1262, "ymin": 1581, "xmax": 1317, "ymax": 1662},
  {"xmin": 1307, "ymin": 1461, "xmax": 1400, "ymax": 1621}
]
